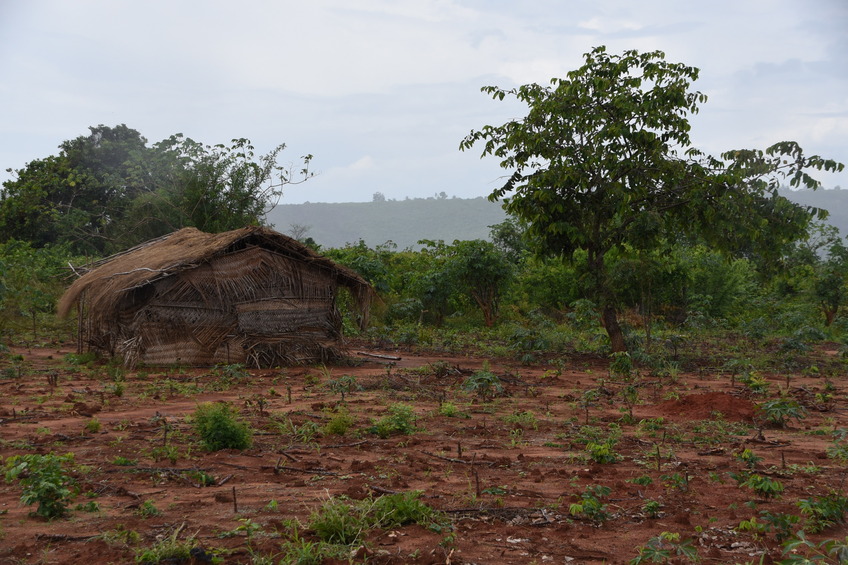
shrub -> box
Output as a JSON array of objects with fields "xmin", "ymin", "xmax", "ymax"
[
  {"xmin": 193, "ymin": 402, "xmax": 252, "ymax": 451},
  {"xmin": 3, "ymin": 452, "xmax": 77, "ymax": 519},
  {"xmin": 569, "ymin": 484, "xmax": 611, "ymax": 523},
  {"xmin": 798, "ymin": 493, "xmax": 848, "ymax": 533},
  {"xmin": 323, "ymin": 408, "xmax": 355, "ymax": 436},
  {"xmin": 757, "ymin": 398, "xmax": 807, "ymax": 428},
  {"xmin": 461, "ymin": 363, "xmax": 504, "ymax": 399},
  {"xmin": 137, "ymin": 499, "xmax": 161, "ymax": 518},
  {"xmin": 630, "ymin": 532, "xmax": 699, "ymax": 564},
  {"xmin": 308, "ymin": 492, "xmax": 443, "ymax": 546},
  {"xmin": 369, "ymin": 403, "xmax": 417, "ymax": 438},
  {"xmin": 741, "ymin": 474, "xmax": 784, "ymax": 499},
  {"xmin": 586, "ymin": 441, "xmax": 620, "ymax": 464}
]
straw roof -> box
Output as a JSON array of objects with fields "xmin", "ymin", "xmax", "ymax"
[{"xmin": 58, "ymin": 226, "xmax": 372, "ymax": 323}]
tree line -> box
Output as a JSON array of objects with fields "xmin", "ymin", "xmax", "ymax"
[
  {"xmin": 0, "ymin": 124, "xmax": 312, "ymax": 255},
  {"xmin": 0, "ymin": 46, "xmax": 845, "ymax": 355}
]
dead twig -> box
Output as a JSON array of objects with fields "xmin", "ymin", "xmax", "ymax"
[{"xmin": 419, "ymin": 450, "xmax": 494, "ymax": 466}]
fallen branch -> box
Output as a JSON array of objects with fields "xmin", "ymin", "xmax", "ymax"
[
  {"xmin": 357, "ymin": 351, "xmax": 402, "ymax": 361},
  {"xmin": 323, "ymin": 439, "xmax": 369, "ymax": 449},
  {"xmin": 367, "ymin": 484, "xmax": 404, "ymax": 495},
  {"xmin": 419, "ymin": 450, "xmax": 494, "ymax": 466},
  {"xmin": 36, "ymin": 533, "xmax": 99, "ymax": 542},
  {"xmin": 267, "ymin": 464, "xmax": 339, "ymax": 477}
]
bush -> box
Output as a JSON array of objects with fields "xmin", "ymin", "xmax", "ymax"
[
  {"xmin": 369, "ymin": 403, "xmax": 417, "ymax": 438},
  {"xmin": 192, "ymin": 402, "xmax": 252, "ymax": 451},
  {"xmin": 3, "ymin": 452, "xmax": 77, "ymax": 519},
  {"xmin": 309, "ymin": 492, "xmax": 442, "ymax": 546},
  {"xmin": 461, "ymin": 363, "xmax": 504, "ymax": 399}
]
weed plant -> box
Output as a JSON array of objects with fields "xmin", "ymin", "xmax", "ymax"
[
  {"xmin": 569, "ymin": 484, "xmax": 611, "ymax": 523},
  {"xmin": 797, "ymin": 493, "xmax": 848, "ymax": 533},
  {"xmin": 134, "ymin": 524, "xmax": 201, "ymax": 564},
  {"xmin": 3, "ymin": 452, "xmax": 77, "ymax": 519},
  {"xmin": 630, "ymin": 532, "xmax": 699, "ymax": 564},
  {"xmin": 193, "ymin": 402, "xmax": 252, "ymax": 451},
  {"xmin": 322, "ymin": 407, "xmax": 355, "ymax": 436},
  {"xmin": 757, "ymin": 398, "xmax": 808, "ymax": 428},
  {"xmin": 369, "ymin": 403, "xmax": 417, "ymax": 438},
  {"xmin": 461, "ymin": 362, "xmax": 504, "ymax": 399},
  {"xmin": 137, "ymin": 499, "xmax": 161, "ymax": 518},
  {"xmin": 780, "ymin": 531, "xmax": 848, "ymax": 564},
  {"xmin": 309, "ymin": 492, "xmax": 445, "ymax": 546}
]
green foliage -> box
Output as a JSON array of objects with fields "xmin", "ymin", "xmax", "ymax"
[
  {"xmin": 738, "ymin": 511, "xmax": 799, "ymax": 542},
  {"xmin": 84, "ymin": 418, "xmax": 102, "ymax": 434},
  {"xmin": 569, "ymin": 484, "xmax": 612, "ymax": 523},
  {"xmin": 275, "ymin": 416, "xmax": 321, "ymax": 445},
  {"xmin": 460, "ymin": 45, "xmax": 843, "ymax": 352},
  {"xmin": 628, "ymin": 475, "xmax": 654, "ymax": 487},
  {"xmin": 134, "ymin": 523, "xmax": 199, "ymax": 564},
  {"xmin": 642, "ymin": 500, "xmax": 663, "ymax": 518},
  {"xmin": 369, "ymin": 403, "xmax": 417, "ymax": 438},
  {"xmin": 757, "ymin": 398, "xmax": 808, "ymax": 428},
  {"xmin": 461, "ymin": 363, "xmax": 504, "ymax": 399},
  {"xmin": 3, "ymin": 452, "xmax": 77, "ymax": 519},
  {"xmin": 193, "ymin": 402, "xmax": 252, "ymax": 451},
  {"xmin": 440, "ymin": 239, "xmax": 513, "ymax": 326},
  {"xmin": 630, "ymin": 531, "xmax": 699, "ymax": 564},
  {"xmin": 609, "ymin": 351, "xmax": 633, "ymax": 379},
  {"xmin": 325, "ymin": 374, "xmax": 361, "ymax": 400},
  {"xmin": 740, "ymin": 474, "xmax": 784, "ymax": 500},
  {"xmin": 779, "ymin": 530, "xmax": 848, "ymax": 564},
  {"xmin": 735, "ymin": 449, "xmax": 763, "ymax": 469},
  {"xmin": 322, "ymin": 407, "xmax": 355, "ymax": 436},
  {"xmin": 0, "ymin": 240, "xmax": 78, "ymax": 339},
  {"xmin": 1, "ymin": 125, "xmax": 312, "ymax": 254},
  {"xmin": 308, "ymin": 492, "xmax": 443, "ymax": 547},
  {"xmin": 740, "ymin": 371, "xmax": 770, "ymax": 395},
  {"xmin": 503, "ymin": 410, "xmax": 538, "ymax": 430},
  {"xmin": 586, "ymin": 441, "xmax": 621, "ymax": 464},
  {"xmin": 136, "ymin": 499, "xmax": 162, "ymax": 518},
  {"xmin": 797, "ymin": 493, "xmax": 848, "ymax": 533},
  {"xmin": 826, "ymin": 429, "xmax": 848, "ymax": 463}
]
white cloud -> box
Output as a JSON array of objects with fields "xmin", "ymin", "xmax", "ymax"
[{"xmin": 0, "ymin": 0, "xmax": 845, "ymax": 197}]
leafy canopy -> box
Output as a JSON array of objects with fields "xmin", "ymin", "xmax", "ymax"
[{"xmin": 460, "ymin": 45, "xmax": 844, "ymax": 351}]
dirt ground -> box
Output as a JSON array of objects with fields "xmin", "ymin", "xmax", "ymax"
[{"xmin": 0, "ymin": 341, "xmax": 846, "ymax": 564}]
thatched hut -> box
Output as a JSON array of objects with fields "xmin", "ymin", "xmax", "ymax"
[{"xmin": 58, "ymin": 226, "xmax": 372, "ymax": 367}]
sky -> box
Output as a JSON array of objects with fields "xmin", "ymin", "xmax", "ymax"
[{"xmin": 1, "ymin": 0, "xmax": 846, "ymax": 205}]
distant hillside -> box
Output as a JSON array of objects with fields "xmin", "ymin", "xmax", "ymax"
[
  {"xmin": 266, "ymin": 197, "xmax": 508, "ymax": 249},
  {"xmin": 265, "ymin": 189, "xmax": 848, "ymax": 250}
]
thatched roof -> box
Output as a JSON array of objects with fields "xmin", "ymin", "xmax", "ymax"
[{"xmin": 58, "ymin": 226, "xmax": 372, "ymax": 323}]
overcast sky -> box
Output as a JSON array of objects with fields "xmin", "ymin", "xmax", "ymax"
[{"xmin": 1, "ymin": 0, "xmax": 846, "ymax": 204}]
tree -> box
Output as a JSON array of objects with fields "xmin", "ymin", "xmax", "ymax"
[
  {"xmin": 126, "ymin": 135, "xmax": 312, "ymax": 237},
  {"xmin": 460, "ymin": 46, "xmax": 844, "ymax": 352},
  {"xmin": 0, "ymin": 240, "xmax": 76, "ymax": 340},
  {"xmin": 812, "ymin": 239, "xmax": 848, "ymax": 326},
  {"xmin": 1, "ymin": 127, "xmax": 313, "ymax": 253},
  {"xmin": 444, "ymin": 239, "xmax": 513, "ymax": 327},
  {"xmin": 0, "ymin": 125, "xmax": 154, "ymax": 254}
]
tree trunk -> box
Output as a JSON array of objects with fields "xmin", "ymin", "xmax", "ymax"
[
  {"xmin": 601, "ymin": 304, "xmax": 627, "ymax": 353},
  {"xmin": 823, "ymin": 307, "xmax": 837, "ymax": 327}
]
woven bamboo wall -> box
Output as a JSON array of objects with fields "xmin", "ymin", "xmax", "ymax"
[{"xmin": 88, "ymin": 247, "xmax": 346, "ymax": 367}]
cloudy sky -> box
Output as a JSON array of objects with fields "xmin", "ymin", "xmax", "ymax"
[{"xmin": 1, "ymin": 0, "xmax": 846, "ymax": 204}]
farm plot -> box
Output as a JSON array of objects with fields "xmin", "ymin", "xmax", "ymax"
[{"xmin": 0, "ymin": 343, "xmax": 846, "ymax": 564}]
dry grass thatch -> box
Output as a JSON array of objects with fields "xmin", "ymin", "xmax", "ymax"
[{"xmin": 58, "ymin": 226, "xmax": 373, "ymax": 367}]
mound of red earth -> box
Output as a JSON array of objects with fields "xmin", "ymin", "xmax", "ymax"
[{"xmin": 646, "ymin": 391, "xmax": 756, "ymax": 422}]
